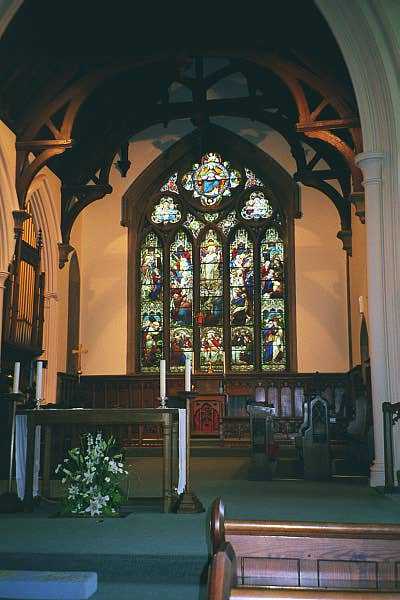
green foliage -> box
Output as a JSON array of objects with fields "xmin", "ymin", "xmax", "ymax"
[{"xmin": 55, "ymin": 432, "xmax": 129, "ymax": 518}]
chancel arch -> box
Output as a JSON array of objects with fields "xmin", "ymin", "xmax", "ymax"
[{"xmin": 123, "ymin": 125, "xmax": 298, "ymax": 375}]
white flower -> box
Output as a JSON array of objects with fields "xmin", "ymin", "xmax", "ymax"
[{"xmin": 105, "ymin": 477, "xmax": 110, "ymax": 483}]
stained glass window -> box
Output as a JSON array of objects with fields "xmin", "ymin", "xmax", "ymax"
[
  {"xmin": 160, "ymin": 172, "xmax": 179, "ymax": 194},
  {"xmin": 151, "ymin": 197, "xmax": 181, "ymax": 224},
  {"xmin": 182, "ymin": 152, "xmax": 241, "ymax": 207},
  {"xmin": 230, "ymin": 229, "xmax": 254, "ymax": 371},
  {"xmin": 183, "ymin": 213, "xmax": 205, "ymax": 238},
  {"xmin": 140, "ymin": 232, "xmax": 163, "ymax": 371},
  {"xmin": 217, "ymin": 211, "xmax": 237, "ymax": 236},
  {"xmin": 199, "ymin": 229, "xmax": 224, "ymax": 372},
  {"xmin": 245, "ymin": 167, "xmax": 264, "ymax": 189},
  {"xmin": 241, "ymin": 191, "xmax": 273, "ymax": 220},
  {"xmin": 170, "ymin": 231, "xmax": 193, "ymax": 371},
  {"xmin": 138, "ymin": 159, "xmax": 289, "ymax": 374},
  {"xmin": 260, "ymin": 227, "xmax": 286, "ymax": 371}
]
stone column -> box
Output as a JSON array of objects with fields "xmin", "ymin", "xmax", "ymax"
[
  {"xmin": 355, "ymin": 152, "xmax": 386, "ymax": 487},
  {"xmin": 0, "ymin": 270, "xmax": 9, "ymax": 368},
  {"xmin": 41, "ymin": 291, "xmax": 59, "ymax": 403}
]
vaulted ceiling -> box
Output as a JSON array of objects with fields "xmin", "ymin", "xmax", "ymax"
[{"xmin": 0, "ymin": 0, "xmax": 364, "ymax": 258}]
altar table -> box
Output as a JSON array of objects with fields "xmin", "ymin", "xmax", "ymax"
[{"xmin": 17, "ymin": 408, "xmax": 181, "ymax": 512}]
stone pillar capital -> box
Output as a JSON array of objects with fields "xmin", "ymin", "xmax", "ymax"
[{"xmin": 355, "ymin": 152, "xmax": 385, "ymax": 185}]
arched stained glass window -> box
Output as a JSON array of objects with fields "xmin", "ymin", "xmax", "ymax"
[
  {"xmin": 199, "ymin": 229, "xmax": 224, "ymax": 372},
  {"xmin": 170, "ymin": 231, "xmax": 193, "ymax": 371},
  {"xmin": 230, "ymin": 229, "xmax": 254, "ymax": 371},
  {"xmin": 140, "ymin": 232, "xmax": 163, "ymax": 371},
  {"xmin": 260, "ymin": 228, "xmax": 286, "ymax": 370},
  {"xmin": 137, "ymin": 151, "xmax": 289, "ymax": 374}
]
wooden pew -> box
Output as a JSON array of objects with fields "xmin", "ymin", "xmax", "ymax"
[{"xmin": 208, "ymin": 498, "xmax": 400, "ymax": 599}]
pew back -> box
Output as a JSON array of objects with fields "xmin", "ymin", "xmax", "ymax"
[{"xmin": 210, "ymin": 498, "xmax": 400, "ymax": 592}]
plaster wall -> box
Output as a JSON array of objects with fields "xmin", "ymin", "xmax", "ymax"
[{"xmin": 79, "ymin": 118, "xmax": 351, "ymax": 374}]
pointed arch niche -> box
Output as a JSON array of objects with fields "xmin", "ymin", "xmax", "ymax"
[{"xmin": 122, "ymin": 126, "xmax": 298, "ymax": 375}]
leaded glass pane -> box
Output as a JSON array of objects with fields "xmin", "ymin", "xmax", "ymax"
[
  {"xmin": 229, "ymin": 229, "xmax": 253, "ymax": 325},
  {"xmin": 204, "ymin": 212, "xmax": 219, "ymax": 222},
  {"xmin": 170, "ymin": 231, "xmax": 193, "ymax": 372},
  {"xmin": 261, "ymin": 299, "xmax": 286, "ymax": 371},
  {"xmin": 199, "ymin": 229, "xmax": 223, "ymax": 325},
  {"xmin": 160, "ymin": 172, "xmax": 179, "ymax": 194},
  {"xmin": 151, "ymin": 196, "xmax": 181, "ymax": 224},
  {"xmin": 260, "ymin": 229, "xmax": 284, "ymax": 299},
  {"xmin": 170, "ymin": 327, "xmax": 193, "ymax": 372},
  {"xmin": 241, "ymin": 191, "xmax": 273, "ymax": 220},
  {"xmin": 199, "ymin": 327, "xmax": 224, "ymax": 372},
  {"xmin": 183, "ymin": 213, "xmax": 205, "ymax": 238},
  {"xmin": 140, "ymin": 233, "xmax": 163, "ymax": 371},
  {"xmin": 141, "ymin": 302, "xmax": 163, "ymax": 371},
  {"xmin": 199, "ymin": 229, "xmax": 224, "ymax": 372},
  {"xmin": 182, "ymin": 152, "xmax": 241, "ymax": 207},
  {"xmin": 231, "ymin": 326, "xmax": 254, "ymax": 371},
  {"xmin": 140, "ymin": 232, "xmax": 163, "ymax": 302},
  {"xmin": 217, "ymin": 211, "xmax": 237, "ymax": 236},
  {"xmin": 245, "ymin": 167, "xmax": 264, "ymax": 189}
]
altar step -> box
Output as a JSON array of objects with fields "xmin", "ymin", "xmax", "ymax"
[{"xmin": 0, "ymin": 552, "xmax": 208, "ymax": 585}]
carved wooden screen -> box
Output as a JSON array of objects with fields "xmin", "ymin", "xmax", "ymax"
[{"xmin": 137, "ymin": 153, "xmax": 289, "ymax": 374}]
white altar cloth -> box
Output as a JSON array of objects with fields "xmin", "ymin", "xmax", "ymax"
[
  {"xmin": 15, "ymin": 415, "xmax": 41, "ymax": 499},
  {"xmin": 177, "ymin": 408, "xmax": 186, "ymax": 494}
]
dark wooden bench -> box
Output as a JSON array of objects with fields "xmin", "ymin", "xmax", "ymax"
[{"xmin": 208, "ymin": 498, "xmax": 400, "ymax": 600}]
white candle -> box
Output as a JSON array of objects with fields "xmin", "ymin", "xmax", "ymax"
[
  {"xmin": 12, "ymin": 362, "xmax": 20, "ymax": 394},
  {"xmin": 358, "ymin": 295, "xmax": 365, "ymax": 314},
  {"xmin": 222, "ymin": 350, "xmax": 227, "ymax": 374},
  {"xmin": 36, "ymin": 361, "xmax": 43, "ymax": 401},
  {"xmin": 160, "ymin": 359, "xmax": 166, "ymax": 399},
  {"xmin": 185, "ymin": 357, "xmax": 191, "ymax": 392}
]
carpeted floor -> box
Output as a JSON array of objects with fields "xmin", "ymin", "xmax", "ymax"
[{"xmin": 0, "ymin": 457, "xmax": 399, "ymax": 599}]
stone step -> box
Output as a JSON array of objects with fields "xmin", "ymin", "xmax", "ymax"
[{"xmin": 0, "ymin": 571, "xmax": 97, "ymax": 600}]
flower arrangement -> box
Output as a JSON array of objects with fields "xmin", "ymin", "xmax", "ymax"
[{"xmin": 55, "ymin": 432, "xmax": 129, "ymax": 518}]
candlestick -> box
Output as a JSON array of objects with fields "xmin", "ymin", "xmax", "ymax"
[
  {"xmin": 185, "ymin": 357, "xmax": 191, "ymax": 392},
  {"xmin": 12, "ymin": 362, "xmax": 20, "ymax": 394},
  {"xmin": 160, "ymin": 359, "xmax": 166, "ymax": 399},
  {"xmin": 36, "ymin": 361, "xmax": 43, "ymax": 405}
]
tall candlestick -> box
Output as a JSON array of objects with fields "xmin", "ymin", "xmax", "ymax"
[
  {"xmin": 185, "ymin": 357, "xmax": 191, "ymax": 392},
  {"xmin": 160, "ymin": 359, "xmax": 166, "ymax": 399},
  {"xmin": 36, "ymin": 361, "xmax": 43, "ymax": 403},
  {"xmin": 13, "ymin": 362, "xmax": 20, "ymax": 394}
]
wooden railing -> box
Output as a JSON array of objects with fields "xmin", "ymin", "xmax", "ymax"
[
  {"xmin": 208, "ymin": 498, "xmax": 400, "ymax": 599},
  {"xmin": 383, "ymin": 402, "xmax": 400, "ymax": 491}
]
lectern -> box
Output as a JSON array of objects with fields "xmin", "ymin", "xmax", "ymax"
[{"xmin": 247, "ymin": 404, "xmax": 276, "ymax": 480}]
